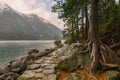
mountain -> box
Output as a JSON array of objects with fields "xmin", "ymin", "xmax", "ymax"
[{"xmin": 0, "ymin": 3, "xmax": 62, "ymax": 40}]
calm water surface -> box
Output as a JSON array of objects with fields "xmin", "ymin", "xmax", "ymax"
[{"xmin": 0, "ymin": 40, "xmax": 55, "ymax": 66}]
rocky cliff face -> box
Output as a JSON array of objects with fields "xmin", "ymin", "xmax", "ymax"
[{"xmin": 0, "ymin": 3, "xmax": 62, "ymax": 40}]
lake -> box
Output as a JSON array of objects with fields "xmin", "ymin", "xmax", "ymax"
[{"xmin": 0, "ymin": 40, "xmax": 55, "ymax": 66}]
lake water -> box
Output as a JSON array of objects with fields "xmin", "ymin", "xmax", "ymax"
[{"xmin": 0, "ymin": 40, "xmax": 55, "ymax": 66}]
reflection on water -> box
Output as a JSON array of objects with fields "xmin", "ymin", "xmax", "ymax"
[{"xmin": 0, "ymin": 40, "xmax": 55, "ymax": 66}]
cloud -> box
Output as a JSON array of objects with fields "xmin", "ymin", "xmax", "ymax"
[{"xmin": 0, "ymin": 0, "xmax": 64, "ymax": 30}]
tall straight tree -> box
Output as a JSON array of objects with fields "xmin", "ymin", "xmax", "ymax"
[
  {"xmin": 88, "ymin": 0, "xmax": 100, "ymax": 75},
  {"xmin": 89, "ymin": 0, "xmax": 120, "ymax": 76}
]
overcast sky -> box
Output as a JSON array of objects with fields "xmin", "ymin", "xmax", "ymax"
[{"xmin": 0, "ymin": 0, "xmax": 64, "ymax": 30}]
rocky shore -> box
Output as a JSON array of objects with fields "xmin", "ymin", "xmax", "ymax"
[
  {"xmin": 0, "ymin": 43, "xmax": 120, "ymax": 80},
  {"xmin": 0, "ymin": 48, "xmax": 55, "ymax": 80}
]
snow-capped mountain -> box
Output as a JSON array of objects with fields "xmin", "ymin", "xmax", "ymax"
[{"xmin": 0, "ymin": 3, "xmax": 62, "ymax": 40}]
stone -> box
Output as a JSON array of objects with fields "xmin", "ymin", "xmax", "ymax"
[
  {"xmin": 43, "ymin": 76, "xmax": 48, "ymax": 80},
  {"xmin": 48, "ymin": 74, "xmax": 57, "ymax": 80},
  {"xmin": 11, "ymin": 67, "xmax": 21, "ymax": 73},
  {"xmin": 10, "ymin": 60, "xmax": 21, "ymax": 69},
  {"xmin": 51, "ymin": 64, "xmax": 56, "ymax": 67},
  {"xmin": 104, "ymin": 70, "xmax": 120, "ymax": 80},
  {"xmin": 57, "ymin": 47, "xmax": 91, "ymax": 71},
  {"xmin": 44, "ymin": 60, "xmax": 54, "ymax": 64},
  {"xmin": 43, "ymin": 69, "xmax": 55, "ymax": 74},
  {"xmin": 33, "ymin": 68, "xmax": 43, "ymax": 73},
  {"xmin": 0, "ymin": 67, "xmax": 6, "ymax": 75},
  {"xmin": 52, "ymin": 56, "xmax": 58, "ymax": 59},
  {"xmin": 0, "ymin": 72, "xmax": 19, "ymax": 80},
  {"xmin": 41, "ymin": 63, "xmax": 50, "ymax": 67},
  {"xmin": 45, "ymin": 65, "xmax": 55, "ymax": 69},
  {"xmin": 27, "ymin": 49, "xmax": 39, "ymax": 56},
  {"xmin": 27, "ymin": 64, "xmax": 40, "ymax": 69},
  {"xmin": 112, "ymin": 73, "xmax": 120, "ymax": 80},
  {"xmin": 22, "ymin": 71, "xmax": 35, "ymax": 78},
  {"xmin": 35, "ymin": 73, "xmax": 45, "ymax": 78},
  {"xmin": 44, "ymin": 57, "xmax": 53, "ymax": 60},
  {"xmin": 34, "ymin": 59, "xmax": 44, "ymax": 64}
]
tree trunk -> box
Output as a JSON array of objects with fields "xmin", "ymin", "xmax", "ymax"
[
  {"xmin": 88, "ymin": 0, "xmax": 100, "ymax": 75},
  {"xmin": 75, "ymin": 15, "xmax": 80, "ymax": 42},
  {"xmin": 85, "ymin": 6, "xmax": 89, "ymax": 40},
  {"xmin": 71, "ymin": 20, "xmax": 75, "ymax": 42},
  {"xmin": 88, "ymin": 0, "xmax": 120, "ymax": 76},
  {"xmin": 81, "ymin": 9, "xmax": 85, "ymax": 40}
]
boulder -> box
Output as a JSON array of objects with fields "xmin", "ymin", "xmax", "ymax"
[
  {"xmin": 0, "ymin": 67, "xmax": 6, "ymax": 75},
  {"xmin": 104, "ymin": 70, "xmax": 120, "ymax": 80},
  {"xmin": 57, "ymin": 45, "xmax": 91, "ymax": 71},
  {"xmin": 20, "ymin": 57, "xmax": 28, "ymax": 70},
  {"xmin": 27, "ymin": 49, "xmax": 39, "ymax": 56},
  {"xmin": 11, "ymin": 68, "xmax": 21, "ymax": 73},
  {"xmin": 112, "ymin": 73, "xmax": 120, "ymax": 80},
  {"xmin": 10, "ymin": 60, "xmax": 21, "ymax": 69}
]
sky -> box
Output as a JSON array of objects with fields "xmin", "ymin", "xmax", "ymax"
[{"xmin": 0, "ymin": 0, "xmax": 64, "ymax": 30}]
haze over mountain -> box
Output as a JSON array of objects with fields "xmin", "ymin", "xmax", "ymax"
[{"xmin": 0, "ymin": 3, "xmax": 62, "ymax": 40}]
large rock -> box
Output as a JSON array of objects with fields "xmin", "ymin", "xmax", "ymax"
[
  {"xmin": 9, "ymin": 60, "xmax": 21, "ymax": 69},
  {"xmin": 57, "ymin": 44, "xmax": 91, "ymax": 71},
  {"xmin": 0, "ymin": 67, "xmax": 6, "ymax": 75},
  {"xmin": 27, "ymin": 49, "xmax": 39, "ymax": 56},
  {"xmin": 104, "ymin": 70, "xmax": 120, "ymax": 80}
]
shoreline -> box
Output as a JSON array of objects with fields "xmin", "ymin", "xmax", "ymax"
[
  {"xmin": 0, "ymin": 40, "xmax": 56, "ymax": 67},
  {"xmin": 0, "ymin": 47, "xmax": 57, "ymax": 79}
]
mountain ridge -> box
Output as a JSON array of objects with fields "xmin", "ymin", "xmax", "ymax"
[{"xmin": 0, "ymin": 3, "xmax": 62, "ymax": 40}]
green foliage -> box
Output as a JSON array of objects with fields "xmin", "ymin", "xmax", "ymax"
[
  {"xmin": 52, "ymin": 0, "xmax": 120, "ymax": 45},
  {"xmin": 99, "ymin": 2, "xmax": 120, "ymax": 45},
  {"xmin": 64, "ymin": 37, "xmax": 73, "ymax": 45},
  {"xmin": 116, "ymin": 50, "xmax": 120, "ymax": 58},
  {"xmin": 52, "ymin": 0, "xmax": 90, "ymax": 43},
  {"xmin": 54, "ymin": 40, "xmax": 63, "ymax": 47}
]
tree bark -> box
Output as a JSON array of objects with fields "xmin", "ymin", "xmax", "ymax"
[
  {"xmin": 85, "ymin": 6, "xmax": 89, "ymax": 40},
  {"xmin": 81, "ymin": 9, "xmax": 85, "ymax": 40},
  {"xmin": 88, "ymin": 0, "xmax": 120, "ymax": 76},
  {"xmin": 88, "ymin": 0, "xmax": 100, "ymax": 75}
]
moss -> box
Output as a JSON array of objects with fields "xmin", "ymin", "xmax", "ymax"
[
  {"xmin": 64, "ymin": 37, "xmax": 72, "ymax": 45},
  {"xmin": 116, "ymin": 50, "xmax": 120, "ymax": 57},
  {"xmin": 57, "ymin": 63, "xmax": 70, "ymax": 71}
]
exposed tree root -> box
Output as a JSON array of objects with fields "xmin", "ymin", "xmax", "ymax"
[
  {"xmin": 110, "ymin": 42, "xmax": 120, "ymax": 49},
  {"xmin": 99, "ymin": 60, "xmax": 120, "ymax": 72},
  {"xmin": 88, "ymin": 41, "xmax": 120, "ymax": 77},
  {"xmin": 100, "ymin": 44, "xmax": 120, "ymax": 64}
]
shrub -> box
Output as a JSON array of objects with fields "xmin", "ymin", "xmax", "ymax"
[
  {"xmin": 64, "ymin": 37, "xmax": 72, "ymax": 45},
  {"xmin": 54, "ymin": 40, "xmax": 63, "ymax": 48}
]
